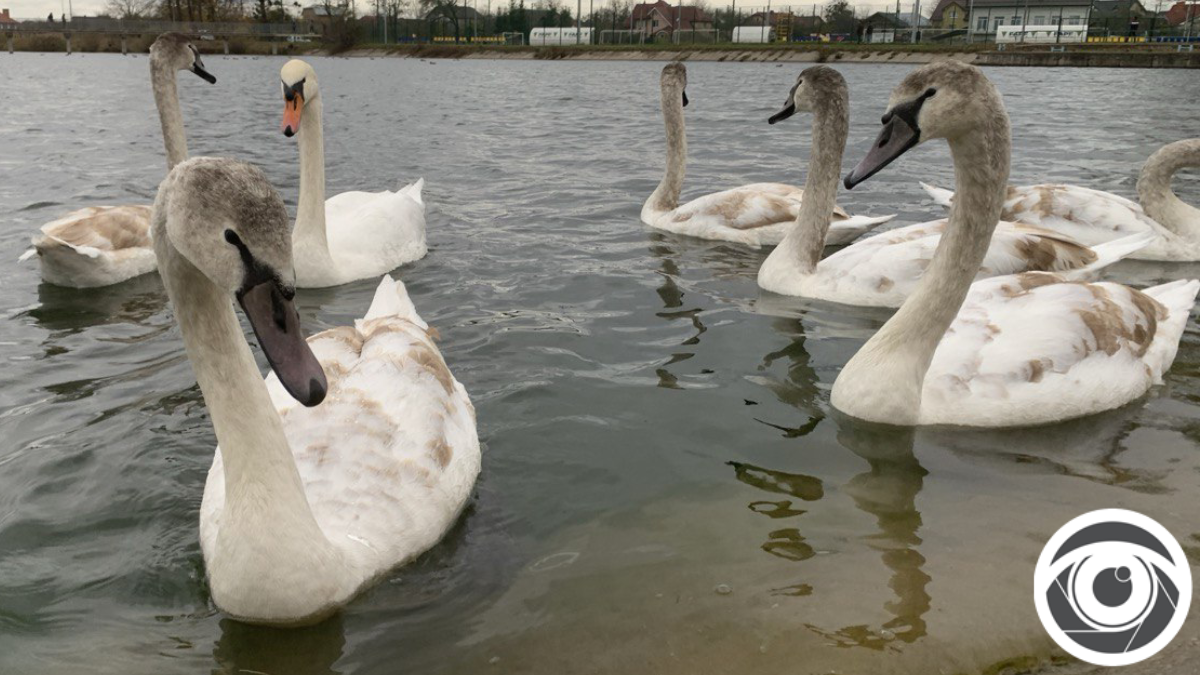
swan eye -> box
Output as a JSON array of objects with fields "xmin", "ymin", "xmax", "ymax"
[
  {"xmin": 924, "ymin": 87, "xmax": 937, "ymax": 98},
  {"xmin": 224, "ymin": 229, "xmax": 242, "ymax": 246}
]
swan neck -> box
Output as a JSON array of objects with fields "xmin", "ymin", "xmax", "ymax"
[
  {"xmin": 151, "ymin": 59, "xmax": 188, "ymax": 170},
  {"xmin": 781, "ymin": 97, "xmax": 849, "ymax": 273},
  {"xmin": 295, "ymin": 96, "xmax": 330, "ymax": 253},
  {"xmin": 153, "ymin": 215, "xmax": 333, "ymax": 560},
  {"xmin": 844, "ymin": 108, "xmax": 1010, "ymax": 421},
  {"xmin": 1137, "ymin": 140, "xmax": 1200, "ymax": 239},
  {"xmin": 648, "ymin": 88, "xmax": 686, "ymax": 214}
]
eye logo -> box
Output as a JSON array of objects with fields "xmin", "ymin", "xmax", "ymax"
[{"xmin": 1034, "ymin": 509, "xmax": 1191, "ymax": 666}]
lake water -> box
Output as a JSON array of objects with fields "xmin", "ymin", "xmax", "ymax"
[{"xmin": 1, "ymin": 53, "xmax": 1200, "ymax": 675}]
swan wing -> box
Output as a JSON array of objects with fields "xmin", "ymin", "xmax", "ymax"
[
  {"xmin": 257, "ymin": 277, "xmax": 479, "ymax": 570},
  {"xmin": 36, "ymin": 205, "xmax": 153, "ymax": 252},
  {"xmin": 921, "ymin": 273, "xmax": 1199, "ymax": 426},
  {"xmin": 806, "ymin": 221, "xmax": 1139, "ymax": 308},
  {"xmin": 325, "ymin": 185, "xmax": 428, "ymax": 280}
]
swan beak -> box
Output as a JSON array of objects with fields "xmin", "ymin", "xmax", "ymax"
[
  {"xmin": 682, "ymin": 90, "xmax": 689, "ymax": 107},
  {"xmin": 845, "ymin": 107, "xmax": 921, "ymax": 190},
  {"xmin": 768, "ymin": 102, "xmax": 796, "ymax": 125},
  {"xmin": 237, "ymin": 280, "xmax": 328, "ymax": 407},
  {"xmin": 191, "ymin": 62, "xmax": 217, "ymax": 84},
  {"xmin": 282, "ymin": 95, "xmax": 303, "ymax": 137}
]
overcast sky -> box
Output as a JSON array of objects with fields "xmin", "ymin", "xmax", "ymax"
[{"xmin": 5, "ymin": 0, "xmax": 909, "ymax": 21}]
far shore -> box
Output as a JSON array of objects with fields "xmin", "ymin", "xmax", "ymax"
[{"xmin": 4, "ymin": 36, "xmax": 1198, "ymax": 68}]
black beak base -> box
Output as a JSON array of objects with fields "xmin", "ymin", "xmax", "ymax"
[
  {"xmin": 237, "ymin": 281, "xmax": 327, "ymax": 407},
  {"xmin": 192, "ymin": 63, "xmax": 217, "ymax": 84},
  {"xmin": 682, "ymin": 90, "xmax": 689, "ymax": 108},
  {"xmin": 768, "ymin": 102, "xmax": 797, "ymax": 125}
]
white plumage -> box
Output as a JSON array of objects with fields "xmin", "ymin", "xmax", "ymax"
[
  {"xmin": 918, "ymin": 274, "xmax": 1198, "ymax": 426},
  {"xmin": 762, "ymin": 219, "xmax": 1155, "ymax": 307},
  {"xmin": 200, "ymin": 276, "xmax": 480, "ymax": 609}
]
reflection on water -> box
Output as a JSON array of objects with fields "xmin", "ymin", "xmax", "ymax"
[
  {"xmin": 213, "ymin": 616, "xmax": 345, "ymax": 675},
  {"xmin": 810, "ymin": 423, "xmax": 930, "ymax": 650}
]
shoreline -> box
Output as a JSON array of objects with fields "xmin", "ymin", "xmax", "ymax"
[{"xmin": 3, "ymin": 37, "xmax": 1198, "ymax": 68}]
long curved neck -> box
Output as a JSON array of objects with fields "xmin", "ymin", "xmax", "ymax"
[
  {"xmin": 1137, "ymin": 140, "xmax": 1200, "ymax": 241},
  {"xmin": 151, "ymin": 58, "xmax": 188, "ymax": 170},
  {"xmin": 153, "ymin": 216, "xmax": 336, "ymax": 569},
  {"xmin": 294, "ymin": 96, "xmax": 332, "ymax": 256},
  {"xmin": 646, "ymin": 87, "xmax": 686, "ymax": 215},
  {"xmin": 839, "ymin": 104, "xmax": 1010, "ymax": 423},
  {"xmin": 778, "ymin": 95, "xmax": 849, "ymax": 273}
]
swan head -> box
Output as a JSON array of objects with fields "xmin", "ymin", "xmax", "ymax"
[
  {"xmin": 151, "ymin": 32, "xmax": 216, "ymax": 84},
  {"xmin": 280, "ymin": 59, "xmax": 319, "ymax": 137},
  {"xmin": 661, "ymin": 62, "xmax": 688, "ymax": 108},
  {"xmin": 768, "ymin": 65, "xmax": 846, "ymax": 123},
  {"xmin": 845, "ymin": 61, "xmax": 1000, "ymax": 189},
  {"xmin": 161, "ymin": 157, "xmax": 327, "ymax": 407}
]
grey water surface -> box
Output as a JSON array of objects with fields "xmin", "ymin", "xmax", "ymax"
[{"xmin": 1, "ymin": 54, "xmax": 1200, "ymax": 675}]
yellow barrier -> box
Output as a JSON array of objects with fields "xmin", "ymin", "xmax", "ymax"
[
  {"xmin": 1086, "ymin": 35, "xmax": 1147, "ymax": 43},
  {"xmin": 431, "ymin": 36, "xmax": 508, "ymax": 43}
]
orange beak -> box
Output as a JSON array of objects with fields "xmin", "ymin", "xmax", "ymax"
[{"xmin": 282, "ymin": 94, "xmax": 303, "ymax": 137}]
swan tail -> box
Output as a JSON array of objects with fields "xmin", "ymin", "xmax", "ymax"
[
  {"xmin": 18, "ymin": 248, "xmax": 37, "ymax": 262},
  {"xmin": 840, "ymin": 213, "xmax": 896, "ymax": 232},
  {"xmin": 920, "ymin": 182, "xmax": 954, "ymax": 207},
  {"xmin": 360, "ymin": 275, "xmax": 428, "ymax": 328},
  {"xmin": 36, "ymin": 235, "xmax": 103, "ymax": 259},
  {"xmin": 1063, "ymin": 231, "xmax": 1157, "ymax": 281},
  {"xmin": 396, "ymin": 177, "xmax": 425, "ymax": 207},
  {"xmin": 1143, "ymin": 278, "xmax": 1200, "ymax": 316}
]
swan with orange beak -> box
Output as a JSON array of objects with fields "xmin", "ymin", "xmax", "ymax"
[{"xmin": 279, "ymin": 59, "xmax": 428, "ymax": 288}]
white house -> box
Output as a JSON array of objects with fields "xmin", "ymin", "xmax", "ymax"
[{"xmin": 967, "ymin": 0, "xmax": 1092, "ymax": 36}]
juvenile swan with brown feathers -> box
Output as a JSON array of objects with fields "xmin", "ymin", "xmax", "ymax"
[
  {"xmin": 154, "ymin": 157, "xmax": 479, "ymax": 625},
  {"xmin": 640, "ymin": 62, "xmax": 893, "ymax": 247},
  {"xmin": 756, "ymin": 65, "xmax": 1153, "ymax": 308},
  {"xmin": 20, "ymin": 33, "xmax": 215, "ymax": 288},
  {"xmin": 832, "ymin": 61, "xmax": 1198, "ymax": 427}
]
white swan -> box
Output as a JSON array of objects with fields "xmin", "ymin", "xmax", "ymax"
[
  {"xmin": 152, "ymin": 157, "xmax": 479, "ymax": 625},
  {"xmin": 919, "ymin": 139, "xmax": 1200, "ymax": 261},
  {"xmin": 19, "ymin": 33, "xmax": 215, "ymax": 288},
  {"xmin": 641, "ymin": 62, "xmax": 893, "ymax": 248},
  {"xmin": 831, "ymin": 61, "xmax": 1198, "ymax": 428},
  {"xmin": 280, "ymin": 59, "xmax": 427, "ymax": 289},
  {"xmin": 756, "ymin": 66, "xmax": 1153, "ymax": 308}
]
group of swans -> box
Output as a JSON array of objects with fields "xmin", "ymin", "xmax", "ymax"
[
  {"xmin": 32, "ymin": 34, "xmax": 479, "ymax": 626},
  {"xmin": 21, "ymin": 41, "xmax": 426, "ymax": 290},
  {"xmin": 704, "ymin": 61, "xmax": 1197, "ymax": 428}
]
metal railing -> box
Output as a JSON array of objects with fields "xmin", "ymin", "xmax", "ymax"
[{"xmin": 5, "ymin": 18, "xmax": 315, "ymax": 36}]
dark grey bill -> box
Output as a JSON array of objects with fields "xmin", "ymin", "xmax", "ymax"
[
  {"xmin": 682, "ymin": 90, "xmax": 689, "ymax": 108},
  {"xmin": 191, "ymin": 62, "xmax": 217, "ymax": 84},
  {"xmin": 236, "ymin": 281, "xmax": 327, "ymax": 407},
  {"xmin": 844, "ymin": 89, "xmax": 935, "ymax": 189},
  {"xmin": 768, "ymin": 102, "xmax": 796, "ymax": 125}
]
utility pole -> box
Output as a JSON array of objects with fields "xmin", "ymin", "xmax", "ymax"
[
  {"xmin": 577, "ymin": 0, "xmax": 581, "ymax": 42},
  {"xmin": 1020, "ymin": 0, "xmax": 1030, "ymax": 42},
  {"xmin": 968, "ymin": 0, "xmax": 974, "ymax": 41}
]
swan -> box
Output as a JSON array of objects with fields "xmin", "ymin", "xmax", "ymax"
[
  {"xmin": 152, "ymin": 157, "xmax": 479, "ymax": 625},
  {"xmin": 919, "ymin": 139, "xmax": 1200, "ymax": 261},
  {"xmin": 641, "ymin": 62, "xmax": 893, "ymax": 248},
  {"xmin": 831, "ymin": 61, "xmax": 1198, "ymax": 427},
  {"xmin": 19, "ymin": 33, "xmax": 215, "ymax": 288},
  {"xmin": 756, "ymin": 66, "xmax": 1153, "ymax": 308},
  {"xmin": 280, "ymin": 59, "xmax": 427, "ymax": 288}
]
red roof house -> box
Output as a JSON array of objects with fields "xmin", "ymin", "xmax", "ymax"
[
  {"xmin": 630, "ymin": 1, "xmax": 713, "ymax": 39},
  {"xmin": 0, "ymin": 8, "xmax": 20, "ymax": 24},
  {"xmin": 1165, "ymin": 1, "xmax": 1200, "ymax": 24}
]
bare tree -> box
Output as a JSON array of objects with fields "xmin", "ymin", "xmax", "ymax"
[{"xmin": 106, "ymin": 0, "xmax": 154, "ymax": 18}]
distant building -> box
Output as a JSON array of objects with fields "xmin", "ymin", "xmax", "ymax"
[
  {"xmin": 1165, "ymin": 1, "xmax": 1200, "ymax": 25},
  {"xmin": 968, "ymin": 0, "xmax": 1091, "ymax": 34},
  {"xmin": 0, "ymin": 7, "xmax": 19, "ymax": 24},
  {"xmin": 929, "ymin": 0, "xmax": 969, "ymax": 29},
  {"xmin": 742, "ymin": 11, "xmax": 825, "ymax": 38},
  {"xmin": 629, "ymin": 1, "xmax": 713, "ymax": 40}
]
